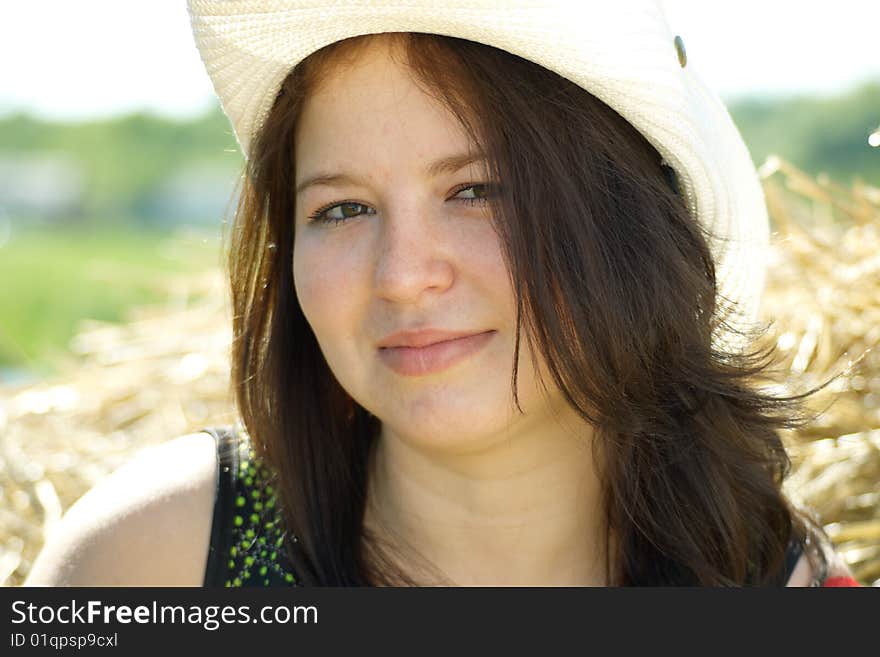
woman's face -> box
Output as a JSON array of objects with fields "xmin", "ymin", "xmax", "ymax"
[{"xmin": 293, "ymin": 36, "xmax": 572, "ymax": 453}]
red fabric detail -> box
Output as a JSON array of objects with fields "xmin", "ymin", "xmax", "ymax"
[{"xmin": 821, "ymin": 576, "xmax": 861, "ymax": 587}]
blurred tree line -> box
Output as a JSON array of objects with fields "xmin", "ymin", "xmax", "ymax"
[
  {"xmin": 731, "ymin": 81, "xmax": 880, "ymax": 187},
  {"xmin": 0, "ymin": 80, "xmax": 877, "ymax": 228},
  {"xmin": 0, "ymin": 106, "xmax": 241, "ymax": 228}
]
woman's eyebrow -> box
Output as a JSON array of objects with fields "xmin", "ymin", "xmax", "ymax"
[
  {"xmin": 424, "ymin": 151, "xmax": 487, "ymax": 178},
  {"xmin": 295, "ymin": 151, "xmax": 487, "ymax": 195}
]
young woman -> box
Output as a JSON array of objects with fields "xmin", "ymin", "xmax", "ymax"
[{"xmin": 26, "ymin": 2, "xmax": 860, "ymax": 587}]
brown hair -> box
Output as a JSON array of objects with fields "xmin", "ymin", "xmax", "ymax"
[{"xmin": 227, "ymin": 32, "xmax": 835, "ymax": 585}]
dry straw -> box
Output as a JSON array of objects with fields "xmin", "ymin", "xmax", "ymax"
[{"xmin": 1, "ymin": 158, "xmax": 878, "ymax": 586}]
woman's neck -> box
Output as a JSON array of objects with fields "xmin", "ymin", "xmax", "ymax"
[{"xmin": 363, "ymin": 407, "xmax": 609, "ymax": 586}]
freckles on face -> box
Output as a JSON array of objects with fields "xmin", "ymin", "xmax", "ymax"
[
  {"xmin": 291, "ymin": 37, "xmax": 509, "ymax": 340},
  {"xmin": 289, "ymin": 37, "xmax": 555, "ymax": 447}
]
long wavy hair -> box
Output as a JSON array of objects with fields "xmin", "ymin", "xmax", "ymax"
[{"xmin": 226, "ymin": 32, "xmax": 835, "ymax": 585}]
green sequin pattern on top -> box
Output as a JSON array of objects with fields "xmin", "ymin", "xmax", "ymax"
[{"xmin": 225, "ymin": 435, "xmax": 298, "ymax": 587}]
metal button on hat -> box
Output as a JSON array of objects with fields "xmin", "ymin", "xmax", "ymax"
[{"xmin": 674, "ymin": 35, "xmax": 687, "ymax": 68}]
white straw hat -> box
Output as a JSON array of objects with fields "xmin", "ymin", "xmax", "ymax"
[{"xmin": 187, "ymin": 0, "xmax": 770, "ymax": 351}]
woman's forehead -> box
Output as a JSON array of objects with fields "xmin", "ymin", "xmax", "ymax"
[
  {"xmin": 304, "ymin": 32, "xmax": 413, "ymax": 95},
  {"xmin": 296, "ymin": 44, "xmax": 473, "ymax": 163}
]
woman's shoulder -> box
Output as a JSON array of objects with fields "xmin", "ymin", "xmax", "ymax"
[{"xmin": 24, "ymin": 431, "xmax": 219, "ymax": 586}]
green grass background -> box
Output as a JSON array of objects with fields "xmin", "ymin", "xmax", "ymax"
[{"xmin": 0, "ymin": 224, "xmax": 223, "ymax": 381}]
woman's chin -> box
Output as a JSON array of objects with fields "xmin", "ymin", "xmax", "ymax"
[{"xmin": 377, "ymin": 410, "xmax": 521, "ymax": 456}]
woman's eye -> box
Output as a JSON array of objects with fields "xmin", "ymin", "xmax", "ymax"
[
  {"xmin": 454, "ymin": 183, "xmax": 496, "ymax": 204},
  {"xmin": 306, "ymin": 184, "xmax": 499, "ymax": 226},
  {"xmin": 307, "ymin": 202, "xmax": 374, "ymax": 225}
]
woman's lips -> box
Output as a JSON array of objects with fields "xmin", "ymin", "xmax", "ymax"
[{"xmin": 377, "ymin": 330, "xmax": 495, "ymax": 376}]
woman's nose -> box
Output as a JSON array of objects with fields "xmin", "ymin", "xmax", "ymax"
[{"xmin": 373, "ymin": 209, "xmax": 455, "ymax": 304}]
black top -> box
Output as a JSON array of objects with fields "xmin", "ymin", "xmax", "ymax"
[
  {"xmin": 201, "ymin": 425, "xmax": 805, "ymax": 587},
  {"xmin": 202, "ymin": 426, "xmax": 300, "ymax": 587}
]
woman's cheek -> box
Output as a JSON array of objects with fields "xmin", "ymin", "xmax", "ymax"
[
  {"xmin": 294, "ymin": 239, "xmax": 362, "ymax": 325},
  {"xmin": 293, "ymin": 241, "xmax": 326, "ymax": 322}
]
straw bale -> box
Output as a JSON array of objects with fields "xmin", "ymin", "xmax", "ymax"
[{"xmin": 757, "ymin": 159, "xmax": 880, "ymax": 585}]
